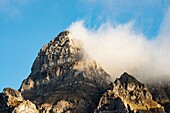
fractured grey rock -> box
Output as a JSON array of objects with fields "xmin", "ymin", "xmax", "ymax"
[{"xmin": 19, "ymin": 31, "xmax": 111, "ymax": 112}]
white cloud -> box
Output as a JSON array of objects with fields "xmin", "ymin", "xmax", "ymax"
[
  {"xmin": 150, "ymin": 6, "xmax": 170, "ymax": 78},
  {"xmin": 68, "ymin": 7, "xmax": 170, "ymax": 81},
  {"xmin": 79, "ymin": 0, "xmax": 170, "ymax": 38}
]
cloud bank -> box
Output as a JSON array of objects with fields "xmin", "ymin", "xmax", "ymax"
[{"xmin": 68, "ymin": 7, "xmax": 170, "ymax": 81}]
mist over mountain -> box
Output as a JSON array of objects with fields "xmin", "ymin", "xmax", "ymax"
[
  {"xmin": 68, "ymin": 20, "xmax": 170, "ymax": 81},
  {"xmin": 0, "ymin": 31, "xmax": 169, "ymax": 113}
]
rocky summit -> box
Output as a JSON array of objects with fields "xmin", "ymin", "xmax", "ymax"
[
  {"xmin": 95, "ymin": 72, "xmax": 165, "ymax": 113},
  {"xmin": 19, "ymin": 31, "xmax": 111, "ymax": 113},
  {"xmin": 0, "ymin": 31, "xmax": 169, "ymax": 113}
]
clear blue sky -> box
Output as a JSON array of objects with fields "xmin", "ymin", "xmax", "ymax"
[{"xmin": 0, "ymin": 0, "xmax": 170, "ymax": 92}]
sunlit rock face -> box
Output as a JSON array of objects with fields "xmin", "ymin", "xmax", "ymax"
[
  {"xmin": 0, "ymin": 88, "xmax": 38, "ymax": 113},
  {"xmin": 95, "ymin": 72, "xmax": 165, "ymax": 113},
  {"xmin": 0, "ymin": 31, "xmax": 168, "ymax": 113},
  {"xmin": 19, "ymin": 31, "xmax": 112, "ymax": 112}
]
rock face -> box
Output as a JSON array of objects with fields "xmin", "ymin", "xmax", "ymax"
[
  {"xmin": 95, "ymin": 72, "xmax": 165, "ymax": 113},
  {"xmin": 0, "ymin": 31, "xmax": 168, "ymax": 113},
  {"xmin": 19, "ymin": 31, "xmax": 111, "ymax": 112},
  {"xmin": 12, "ymin": 100, "xmax": 39, "ymax": 113},
  {"xmin": 0, "ymin": 88, "xmax": 38, "ymax": 113},
  {"xmin": 147, "ymin": 80, "xmax": 170, "ymax": 113}
]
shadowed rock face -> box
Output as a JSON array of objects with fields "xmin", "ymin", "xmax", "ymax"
[
  {"xmin": 0, "ymin": 31, "xmax": 168, "ymax": 113},
  {"xmin": 147, "ymin": 80, "xmax": 170, "ymax": 113},
  {"xmin": 19, "ymin": 31, "xmax": 112, "ymax": 112}
]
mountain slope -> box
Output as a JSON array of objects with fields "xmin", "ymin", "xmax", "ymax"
[
  {"xmin": 147, "ymin": 80, "xmax": 170, "ymax": 113},
  {"xmin": 95, "ymin": 72, "xmax": 165, "ymax": 113},
  {"xmin": 0, "ymin": 31, "xmax": 168, "ymax": 113},
  {"xmin": 19, "ymin": 31, "xmax": 112, "ymax": 112}
]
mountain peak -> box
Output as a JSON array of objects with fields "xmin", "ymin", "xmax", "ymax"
[
  {"xmin": 50, "ymin": 31, "xmax": 77, "ymax": 45},
  {"xmin": 118, "ymin": 72, "xmax": 142, "ymax": 86},
  {"xmin": 95, "ymin": 73, "xmax": 165, "ymax": 112},
  {"xmin": 19, "ymin": 31, "xmax": 111, "ymax": 112},
  {"xmin": 40, "ymin": 30, "xmax": 83, "ymax": 54},
  {"xmin": 50, "ymin": 31, "xmax": 72, "ymax": 42},
  {"xmin": 1, "ymin": 31, "xmax": 168, "ymax": 112}
]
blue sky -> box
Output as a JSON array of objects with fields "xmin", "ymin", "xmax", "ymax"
[{"xmin": 0, "ymin": 0, "xmax": 170, "ymax": 92}]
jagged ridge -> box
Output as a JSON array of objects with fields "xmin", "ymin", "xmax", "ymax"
[
  {"xmin": 95, "ymin": 72, "xmax": 165, "ymax": 113},
  {"xmin": 0, "ymin": 31, "xmax": 168, "ymax": 113},
  {"xmin": 19, "ymin": 31, "xmax": 112, "ymax": 112}
]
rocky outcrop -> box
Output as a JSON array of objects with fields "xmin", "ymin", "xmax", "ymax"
[
  {"xmin": 12, "ymin": 100, "xmax": 39, "ymax": 113},
  {"xmin": 19, "ymin": 31, "xmax": 111, "ymax": 112},
  {"xmin": 95, "ymin": 90, "xmax": 128, "ymax": 113},
  {"xmin": 0, "ymin": 31, "xmax": 169, "ymax": 113},
  {"xmin": 0, "ymin": 88, "xmax": 38, "ymax": 113},
  {"xmin": 147, "ymin": 80, "xmax": 170, "ymax": 113},
  {"xmin": 95, "ymin": 72, "xmax": 165, "ymax": 113}
]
